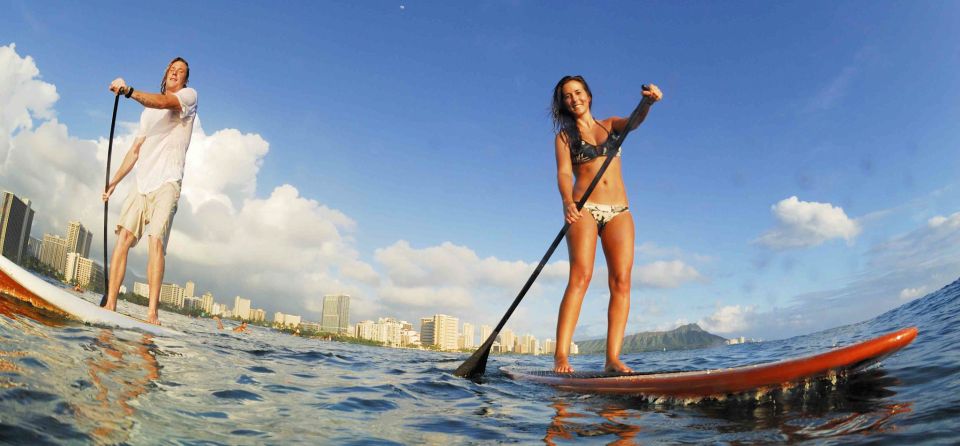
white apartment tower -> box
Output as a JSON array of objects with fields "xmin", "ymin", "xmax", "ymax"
[
  {"xmin": 65, "ymin": 221, "xmax": 92, "ymax": 259},
  {"xmin": 233, "ymin": 296, "xmax": 252, "ymax": 320},
  {"xmin": 461, "ymin": 322, "xmax": 476, "ymax": 349},
  {"xmin": 160, "ymin": 283, "xmax": 186, "ymax": 308}
]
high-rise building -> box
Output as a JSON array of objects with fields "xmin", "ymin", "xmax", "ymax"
[
  {"xmin": 320, "ymin": 294, "xmax": 350, "ymax": 334},
  {"xmin": 250, "ymin": 308, "xmax": 266, "ymax": 322},
  {"xmin": 40, "ymin": 234, "xmax": 68, "ymax": 274},
  {"xmin": 65, "ymin": 221, "xmax": 92, "ymax": 259},
  {"xmin": 355, "ymin": 320, "xmax": 375, "ymax": 340},
  {"xmin": 200, "ymin": 292, "xmax": 214, "ymax": 313},
  {"xmin": 480, "ymin": 325, "xmax": 493, "ymax": 346},
  {"xmin": 0, "ymin": 192, "xmax": 34, "ymax": 265},
  {"xmin": 133, "ymin": 281, "xmax": 150, "ymax": 298},
  {"xmin": 282, "ymin": 314, "xmax": 301, "ymax": 327},
  {"xmin": 233, "ymin": 296, "xmax": 251, "ymax": 320},
  {"xmin": 425, "ymin": 314, "xmax": 458, "ymax": 351},
  {"xmin": 544, "ymin": 339, "xmax": 556, "ymax": 354},
  {"xmin": 183, "ymin": 296, "xmax": 201, "ymax": 309},
  {"xmin": 185, "ymin": 281, "xmax": 195, "ymax": 298},
  {"xmin": 64, "ymin": 252, "xmax": 104, "ymax": 289},
  {"xmin": 420, "ymin": 317, "xmax": 435, "ymax": 346},
  {"xmin": 375, "ymin": 317, "xmax": 403, "ymax": 347},
  {"xmin": 521, "ymin": 334, "xmax": 539, "ymax": 355},
  {"xmin": 499, "ymin": 328, "xmax": 516, "ymax": 353},
  {"xmin": 461, "ymin": 323, "xmax": 476, "ymax": 349},
  {"xmin": 161, "ymin": 283, "xmax": 186, "ymax": 308},
  {"xmin": 26, "ymin": 236, "xmax": 41, "ymax": 260},
  {"xmin": 273, "ymin": 311, "xmax": 285, "ymax": 324}
]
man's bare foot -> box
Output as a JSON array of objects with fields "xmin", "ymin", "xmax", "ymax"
[
  {"xmin": 604, "ymin": 358, "xmax": 632, "ymax": 373},
  {"xmin": 146, "ymin": 314, "xmax": 162, "ymax": 326},
  {"xmin": 554, "ymin": 356, "xmax": 574, "ymax": 373}
]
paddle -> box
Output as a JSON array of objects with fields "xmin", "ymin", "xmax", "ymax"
[
  {"xmin": 454, "ymin": 86, "xmax": 656, "ymax": 379},
  {"xmin": 99, "ymin": 92, "xmax": 120, "ymax": 307}
]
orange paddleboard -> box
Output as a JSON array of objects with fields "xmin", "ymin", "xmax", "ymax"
[{"xmin": 502, "ymin": 327, "xmax": 917, "ymax": 397}]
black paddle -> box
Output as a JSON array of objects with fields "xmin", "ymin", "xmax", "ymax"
[
  {"xmin": 453, "ymin": 87, "xmax": 655, "ymax": 380},
  {"xmin": 99, "ymin": 92, "xmax": 120, "ymax": 307}
]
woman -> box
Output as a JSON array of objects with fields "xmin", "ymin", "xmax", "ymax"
[{"xmin": 551, "ymin": 76, "xmax": 662, "ymax": 373}]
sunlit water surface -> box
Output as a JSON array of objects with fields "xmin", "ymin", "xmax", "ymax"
[{"xmin": 0, "ymin": 278, "xmax": 958, "ymax": 444}]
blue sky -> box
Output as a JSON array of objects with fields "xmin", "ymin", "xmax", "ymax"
[{"xmin": 2, "ymin": 1, "xmax": 959, "ymax": 342}]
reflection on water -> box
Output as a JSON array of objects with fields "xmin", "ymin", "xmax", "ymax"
[
  {"xmin": 0, "ymin": 279, "xmax": 958, "ymax": 444},
  {"xmin": 79, "ymin": 330, "xmax": 159, "ymax": 443},
  {"xmin": 544, "ymin": 400, "xmax": 642, "ymax": 445}
]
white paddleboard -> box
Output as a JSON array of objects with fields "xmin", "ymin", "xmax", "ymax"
[{"xmin": 0, "ymin": 256, "xmax": 181, "ymax": 337}]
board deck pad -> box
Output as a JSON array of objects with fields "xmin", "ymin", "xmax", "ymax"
[
  {"xmin": 502, "ymin": 326, "xmax": 917, "ymax": 397},
  {"xmin": 0, "ymin": 256, "xmax": 182, "ymax": 337}
]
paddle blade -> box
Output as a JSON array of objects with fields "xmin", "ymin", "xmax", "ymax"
[{"xmin": 453, "ymin": 331, "xmax": 498, "ymax": 379}]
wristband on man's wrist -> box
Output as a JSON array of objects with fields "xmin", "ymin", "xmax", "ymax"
[{"xmin": 124, "ymin": 86, "xmax": 134, "ymax": 98}]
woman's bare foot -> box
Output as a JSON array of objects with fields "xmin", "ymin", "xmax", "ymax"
[
  {"xmin": 554, "ymin": 356, "xmax": 574, "ymax": 373},
  {"xmin": 604, "ymin": 358, "xmax": 632, "ymax": 373}
]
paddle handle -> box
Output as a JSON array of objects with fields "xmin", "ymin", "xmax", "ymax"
[{"xmin": 99, "ymin": 93, "xmax": 120, "ymax": 306}]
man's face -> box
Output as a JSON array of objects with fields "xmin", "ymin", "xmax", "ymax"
[{"xmin": 165, "ymin": 61, "xmax": 188, "ymax": 92}]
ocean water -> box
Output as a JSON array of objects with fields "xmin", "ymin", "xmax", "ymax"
[{"xmin": 0, "ymin": 279, "xmax": 957, "ymax": 445}]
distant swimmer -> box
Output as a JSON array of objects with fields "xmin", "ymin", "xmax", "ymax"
[
  {"xmin": 101, "ymin": 57, "xmax": 198, "ymax": 326},
  {"xmin": 550, "ymin": 76, "xmax": 661, "ymax": 373},
  {"xmin": 213, "ymin": 315, "xmax": 224, "ymax": 330},
  {"xmin": 233, "ymin": 321, "xmax": 249, "ymax": 333}
]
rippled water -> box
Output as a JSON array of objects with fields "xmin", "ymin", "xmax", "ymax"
[{"xmin": 1, "ymin": 278, "xmax": 958, "ymax": 445}]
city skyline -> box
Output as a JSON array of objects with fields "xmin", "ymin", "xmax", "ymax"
[{"xmin": 3, "ymin": 190, "xmax": 705, "ymax": 354}]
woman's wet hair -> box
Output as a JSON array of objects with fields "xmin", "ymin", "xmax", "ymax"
[
  {"xmin": 160, "ymin": 57, "xmax": 190, "ymax": 94},
  {"xmin": 551, "ymin": 75, "xmax": 592, "ymax": 148}
]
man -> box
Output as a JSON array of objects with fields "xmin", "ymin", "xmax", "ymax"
[{"xmin": 101, "ymin": 57, "xmax": 198, "ymax": 325}]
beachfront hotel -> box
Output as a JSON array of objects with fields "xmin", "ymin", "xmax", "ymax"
[{"xmin": 0, "ymin": 191, "xmax": 34, "ymax": 265}]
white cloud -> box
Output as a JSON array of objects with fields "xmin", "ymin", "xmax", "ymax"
[
  {"xmin": 0, "ymin": 44, "xmax": 146, "ymax": 242},
  {"xmin": 756, "ymin": 196, "xmax": 861, "ymax": 250},
  {"xmin": 698, "ymin": 305, "xmax": 755, "ymax": 334},
  {"xmin": 899, "ymin": 286, "xmax": 927, "ymax": 301},
  {"xmin": 0, "ymin": 43, "xmax": 58, "ymax": 162},
  {"xmin": 634, "ymin": 260, "xmax": 703, "ymax": 288},
  {"xmin": 372, "ymin": 240, "xmax": 568, "ymax": 321},
  {"xmin": 928, "ymin": 212, "xmax": 960, "ymax": 229}
]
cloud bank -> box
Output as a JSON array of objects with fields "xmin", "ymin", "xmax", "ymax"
[{"xmin": 756, "ymin": 196, "xmax": 861, "ymax": 250}]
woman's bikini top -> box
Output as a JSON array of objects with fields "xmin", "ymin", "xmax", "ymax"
[{"xmin": 569, "ymin": 121, "xmax": 621, "ymax": 165}]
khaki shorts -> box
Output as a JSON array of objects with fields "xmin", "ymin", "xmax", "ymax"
[{"xmin": 116, "ymin": 181, "xmax": 181, "ymax": 253}]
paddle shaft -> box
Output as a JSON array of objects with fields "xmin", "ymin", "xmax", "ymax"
[
  {"xmin": 454, "ymin": 91, "xmax": 654, "ymax": 379},
  {"xmin": 99, "ymin": 93, "xmax": 120, "ymax": 307}
]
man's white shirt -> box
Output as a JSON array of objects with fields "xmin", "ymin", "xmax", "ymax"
[{"xmin": 133, "ymin": 87, "xmax": 198, "ymax": 194}]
